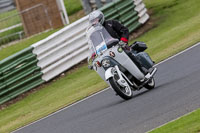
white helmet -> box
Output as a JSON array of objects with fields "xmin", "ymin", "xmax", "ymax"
[{"xmin": 89, "ymin": 10, "xmax": 105, "ymax": 25}]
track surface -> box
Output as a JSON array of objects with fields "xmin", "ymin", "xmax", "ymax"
[{"xmin": 14, "ymin": 43, "xmax": 200, "ymax": 133}]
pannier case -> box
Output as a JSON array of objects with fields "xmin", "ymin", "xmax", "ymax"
[
  {"xmin": 136, "ymin": 52, "xmax": 154, "ymax": 69},
  {"xmin": 131, "ymin": 41, "xmax": 147, "ymax": 52}
]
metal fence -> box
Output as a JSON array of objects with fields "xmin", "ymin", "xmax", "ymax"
[
  {"xmin": 0, "ymin": 0, "xmax": 16, "ymax": 13},
  {"xmin": 0, "ymin": 4, "xmax": 52, "ymax": 46},
  {"xmin": 0, "ymin": 47, "xmax": 44, "ymax": 104}
]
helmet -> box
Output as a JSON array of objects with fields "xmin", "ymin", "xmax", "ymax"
[{"xmin": 89, "ymin": 10, "xmax": 105, "ymax": 25}]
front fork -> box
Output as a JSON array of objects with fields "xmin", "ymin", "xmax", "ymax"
[{"xmin": 105, "ymin": 65, "xmax": 132, "ymax": 88}]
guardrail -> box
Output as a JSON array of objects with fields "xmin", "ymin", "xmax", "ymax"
[
  {"xmin": 0, "ymin": 0, "xmax": 149, "ymax": 104},
  {"xmin": 32, "ymin": 16, "xmax": 89, "ymax": 81},
  {"xmin": 102, "ymin": 0, "xmax": 141, "ymax": 32},
  {"xmin": 33, "ymin": 0, "xmax": 149, "ymax": 81},
  {"xmin": 0, "ymin": 47, "xmax": 44, "ymax": 104}
]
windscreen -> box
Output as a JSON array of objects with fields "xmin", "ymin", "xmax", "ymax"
[
  {"xmin": 90, "ymin": 29, "xmax": 104, "ymax": 48},
  {"xmin": 86, "ymin": 24, "xmax": 118, "ymax": 54}
]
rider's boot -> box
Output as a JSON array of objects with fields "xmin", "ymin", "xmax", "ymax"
[{"xmin": 141, "ymin": 67, "xmax": 149, "ymax": 75}]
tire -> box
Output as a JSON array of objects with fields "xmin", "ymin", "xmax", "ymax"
[
  {"xmin": 144, "ymin": 77, "xmax": 155, "ymax": 90},
  {"xmin": 109, "ymin": 77, "xmax": 133, "ymax": 100}
]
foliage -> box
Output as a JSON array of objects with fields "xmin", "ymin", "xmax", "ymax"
[{"xmin": 64, "ymin": 0, "xmax": 83, "ymax": 15}]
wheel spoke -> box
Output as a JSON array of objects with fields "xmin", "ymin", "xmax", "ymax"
[
  {"xmin": 122, "ymin": 86, "xmax": 131, "ymax": 96},
  {"xmin": 110, "ymin": 72, "xmax": 133, "ymax": 99},
  {"xmin": 125, "ymin": 87, "xmax": 129, "ymax": 93}
]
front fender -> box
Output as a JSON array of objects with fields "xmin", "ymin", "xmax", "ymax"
[{"xmin": 105, "ymin": 67, "xmax": 115, "ymax": 81}]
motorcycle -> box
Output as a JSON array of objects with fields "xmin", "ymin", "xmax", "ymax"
[{"xmin": 87, "ymin": 24, "xmax": 157, "ymax": 100}]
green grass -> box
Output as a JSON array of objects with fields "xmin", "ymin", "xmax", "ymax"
[
  {"xmin": 0, "ymin": 26, "xmax": 24, "ymax": 46},
  {"xmin": 64, "ymin": 0, "xmax": 83, "ymax": 15},
  {"xmin": 0, "ymin": 0, "xmax": 83, "ymax": 29},
  {"xmin": 149, "ymin": 109, "xmax": 200, "ymax": 133},
  {"xmin": 0, "ymin": 0, "xmax": 200, "ymax": 132},
  {"xmin": 0, "ymin": 27, "xmax": 23, "ymax": 38},
  {"xmin": 0, "ymin": 0, "xmax": 84, "ymax": 59},
  {"xmin": 0, "ymin": 10, "xmax": 21, "ymax": 29},
  {"xmin": 131, "ymin": 0, "xmax": 200, "ymax": 62},
  {"xmin": 0, "ymin": 10, "xmax": 22, "ymax": 46},
  {"xmin": 0, "ymin": 65, "xmax": 107, "ymax": 133},
  {"xmin": 0, "ymin": 10, "xmax": 17, "ymax": 19},
  {"xmin": 0, "ymin": 0, "xmax": 83, "ymax": 47},
  {"xmin": 0, "ymin": 30, "xmax": 57, "ymax": 60}
]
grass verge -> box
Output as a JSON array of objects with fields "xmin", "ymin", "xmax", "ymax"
[
  {"xmin": 130, "ymin": 0, "xmax": 200, "ymax": 62},
  {"xmin": 0, "ymin": 26, "xmax": 24, "ymax": 46},
  {"xmin": 0, "ymin": 30, "xmax": 57, "ymax": 60},
  {"xmin": 0, "ymin": 64, "xmax": 108, "ymax": 133},
  {"xmin": 64, "ymin": 0, "xmax": 83, "ymax": 15},
  {"xmin": 0, "ymin": 0, "xmax": 200, "ymax": 132},
  {"xmin": 0, "ymin": 10, "xmax": 21, "ymax": 29},
  {"xmin": 149, "ymin": 109, "xmax": 200, "ymax": 133}
]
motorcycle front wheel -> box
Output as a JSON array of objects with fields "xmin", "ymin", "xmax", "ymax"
[{"xmin": 109, "ymin": 77, "xmax": 133, "ymax": 100}]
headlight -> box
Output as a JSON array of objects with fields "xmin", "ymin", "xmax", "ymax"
[{"xmin": 102, "ymin": 59, "xmax": 110, "ymax": 67}]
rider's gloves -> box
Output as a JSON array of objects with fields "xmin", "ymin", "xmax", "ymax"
[
  {"xmin": 120, "ymin": 37, "xmax": 128, "ymax": 43},
  {"xmin": 119, "ymin": 41, "xmax": 131, "ymax": 51},
  {"xmin": 119, "ymin": 37, "xmax": 128, "ymax": 46},
  {"xmin": 119, "ymin": 37, "xmax": 131, "ymax": 50},
  {"xmin": 119, "ymin": 40, "xmax": 127, "ymax": 46}
]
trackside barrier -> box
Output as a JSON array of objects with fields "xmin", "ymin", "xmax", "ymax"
[
  {"xmin": 32, "ymin": 16, "xmax": 90, "ymax": 81},
  {"xmin": 101, "ymin": 0, "xmax": 140, "ymax": 33},
  {"xmin": 0, "ymin": 47, "xmax": 44, "ymax": 104},
  {"xmin": 0, "ymin": 0, "xmax": 149, "ymax": 104},
  {"xmin": 33, "ymin": 0, "xmax": 149, "ymax": 82},
  {"xmin": 134, "ymin": 0, "xmax": 149, "ymax": 24},
  {"xmin": 100, "ymin": 0, "xmax": 149, "ymax": 32}
]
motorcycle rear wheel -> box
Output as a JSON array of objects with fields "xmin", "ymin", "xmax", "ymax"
[
  {"xmin": 144, "ymin": 78, "xmax": 155, "ymax": 90},
  {"xmin": 109, "ymin": 77, "xmax": 133, "ymax": 100}
]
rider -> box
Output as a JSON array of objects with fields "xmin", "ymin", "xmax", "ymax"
[
  {"xmin": 88, "ymin": 10, "xmax": 148, "ymax": 74},
  {"xmin": 88, "ymin": 10, "xmax": 129, "ymax": 47}
]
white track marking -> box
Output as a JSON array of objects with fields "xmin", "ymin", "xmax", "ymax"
[
  {"xmin": 12, "ymin": 88, "xmax": 110, "ymax": 133},
  {"xmin": 155, "ymin": 42, "xmax": 200, "ymax": 66},
  {"xmin": 146, "ymin": 109, "xmax": 197, "ymax": 133},
  {"xmin": 12, "ymin": 42, "xmax": 200, "ymax": 133}
]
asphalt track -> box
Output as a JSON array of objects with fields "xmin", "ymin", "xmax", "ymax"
[{"xmin": 14, "ymin": 42, "xmax": 200, "ymax": 133}]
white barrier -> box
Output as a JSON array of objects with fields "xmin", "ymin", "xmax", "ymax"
[
  {"xmin": 32, "ymin": 16, "xmax": 89, "ymax": 81},
  {"xmin": 0, "ymin": 23, "xmax": 22, "ymax": 33},
  {"xmin": 139, "ymin": 13, "xmax": 149, "ymax": 24},
  {"xmin": 134, "ymin": 0, "xmax": 142, "ymax": 6},
  {"xmin": 42, "ymin": 45, "xmax": 89, "ymax": 81},
  {"xmin": 31, "ymin": 0, "xmax": 149, "ymax": 82},
  {"xmin": 134, "ymin": 0, "xmax": 149, "ymax": 24}
]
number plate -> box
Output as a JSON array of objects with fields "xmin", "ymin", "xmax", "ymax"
[{"xmin": 96, "ymin": 42, "xmax": 107, "ymax": 55}]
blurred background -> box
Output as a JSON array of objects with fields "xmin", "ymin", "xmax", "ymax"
[{"xmin": 0, "ymin": 0, "xmax": 114, "ymax": 47}]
